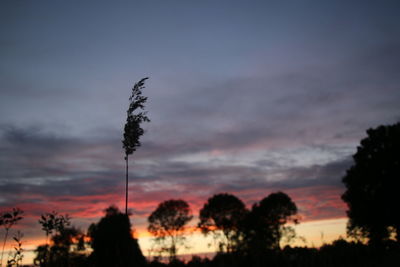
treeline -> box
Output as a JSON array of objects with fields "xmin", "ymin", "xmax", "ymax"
[
  {"xmin": 147, "ymin": 192, "xmax": 298, "ymax": 260},
  {"xmin": 2, "ymin": 191, "xmax": 299, "ymax": 267},
  {"xmin": 149, "ymin": 240, "xmax": 400, "ymax": 267},
  {"xmin": 2, "ymin": 191, "xmax": 399, "ymax": 267}
]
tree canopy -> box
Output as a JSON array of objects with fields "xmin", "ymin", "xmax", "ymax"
[
  {"xmin": 198, "ymin": 193, "xmax": 248, "ymax": 252},
  {"xmin": 242, "ymin": 192, "xmax": 298, "ymax": 252},
  {"xmin": 342, "ymin": 122, "xmax": 400, "ymax": 244},
  {"xmin": 148, "ymin": 199, "xmax": 193, "ymax": 259}
]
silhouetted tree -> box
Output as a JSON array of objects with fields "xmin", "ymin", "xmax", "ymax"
[
  {"xmin": 46, "ymin": 227, "xmax": 84, "ymax": 267},
  {"xmin": 36, "ymin": 212, "xmax": 87, "ymax": 267},
  {"xmin": 242, "ymin": 192, "xmax": 298, "ymax": 253},
  {"xmin": 122, "ymin": 77, "xmax": 150, "ymax": 215},
  {"xmin": 88, "ymin": 206, "xmax": 145, "ymax": 267},
  {"xmin": 39, "ymin": 211, "xmax": 71, "ymax": 246},
  {"xmin": 148, "ymin": 199, "xmax": 193, "ymax": 260},
  {"xmin": 0, "ymin": 208, "xmax": 23, "ymax": 267},
  {"xmin": 342, "ymin": 122, "xmax": 400, "ymax": 245},
  {"xmin": 37, "ymin": 211, "xmax": 71, "ymax": 266},
  {"xmin": 198, "ymin": 193, "xmax": 247, "ymax": 253}
]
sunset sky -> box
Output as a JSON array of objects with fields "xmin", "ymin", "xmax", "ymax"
[{"xmin": 1, "ymin": 0, "xmax": 400, "ymax": 264}]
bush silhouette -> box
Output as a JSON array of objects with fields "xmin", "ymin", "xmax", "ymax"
[{"xmin": 88, "ymin": 206, "xmax": 145, "ymax": 267}]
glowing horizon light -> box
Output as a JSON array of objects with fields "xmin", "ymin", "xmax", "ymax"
[
  {"xmin": 138, "ymin": 217, "xmax": 348, "ymax": 257},
  {"xmin": 13, "ymin": 217, "xmax": 348, "ymax": 265}
]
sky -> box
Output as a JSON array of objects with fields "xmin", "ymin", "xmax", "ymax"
[{"xmin": 1, "ymin": 0, "xmax": 400, "ymax": 264}]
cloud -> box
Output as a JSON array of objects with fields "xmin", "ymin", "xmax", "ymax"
[
  {"xmin": 0, "ymin": 123, "xmax": 352, "ymax": 225},
  {"xmin": 141, "ymin": 41, "xmax": 400, "ymax": 162}
]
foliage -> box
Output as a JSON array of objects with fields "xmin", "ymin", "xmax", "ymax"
[
  {"xmin": 39, "ymin": 211, "xmax": 71, "ymax": 242},
  {"xmin": 0, "ymin": 208, "xmax": 23, "ymax": 267},
  {"xmin": 34, "ymin": 227, "xmax": 84, "ymax": 267},
  {"xmin": 342, "ymin": 122, "xmax": 400, "ymax": 244},
  {"xmin": 6, "ymin": 231, "xmax": 23, "ymax": 267},
  {"xmin": 37, "ymin": 211, "xmax": 71, "ymax": 266},
  {"xmin": 122, "ymin": 77, "xmax": 150, "ymax": 157},
  {"xmin": 88, "ymin": 205, "xmax": 145, "ymax": 267},
  {"xmin": 241, "ymin": 192, "xmax": 298, "ymax": 252},
  {"xmin": 35, "ymin": 212, "xmax": 87, "ymax": 267},
  {"xmin": 0, "ymin": 209, "xmax": 23, "ymax": 231},
  {"xmin": 198, "ymin": 193, "xmax": 247, "ymax": 253},
  {"xmin": 148, "ymin": 200, "xmax": 193, "ymax": 260}
]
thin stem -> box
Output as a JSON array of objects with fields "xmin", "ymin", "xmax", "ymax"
[
  {"xmin": 0, "ymin": 228, "xmax": 9, "ymax": 267},
  {"xmin": 44, "ymin": 233, "xmax": 49, "ymax": 267},
  {"xmin": 171, "ymin": 234, "xmax": 177, "ymax": 260},
  {"xmin": 125, "ymin": 155, "xmax": 129, "ymax": 215}
]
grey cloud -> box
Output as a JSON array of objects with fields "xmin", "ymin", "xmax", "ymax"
[
  {"xmin": 132, "ymin": 153, "xmax": 353, "ymax": 196},
  {"xmin": 0, "ymin": 121, "xmax": 353, "ymax": 211},
  {"xmin": 144, "ymin": 42, "xmax": 400, "ymax": 158},
  {"xmin": 0, "ymin": 126, "xmax": 124, "ymax": 205}
]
